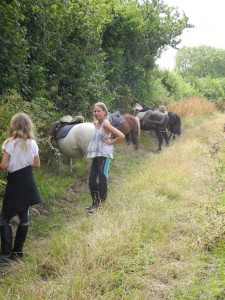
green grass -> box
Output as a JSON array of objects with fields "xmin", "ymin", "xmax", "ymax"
[{"xmin": 1, "ymin": 113, "xmax": 225, "ymax": 299}]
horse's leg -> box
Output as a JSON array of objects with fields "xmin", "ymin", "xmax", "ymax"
[
  {"xmin": 68, "ymin": 158, "xmax": 73, "ymax": 173},
  {"xmin": 125, "ymin": 134, "xmax": 131, "ymax": 145},
  {"xmin": 131, "ymin": 132, "xmax": 139, "ymax": 150},
  {"xmin": 154, "ymin": 127, "xmax": 163, "ymax": 151},
  {"xmin": 167, "ymin": 130, "xmax": 172, "ymax": 141},
  {"xmin": 58, "ymin": 155, "xmax": 63, "ymax": 172},
  {"xmin": 161, "ymin": 130, "xmax": 169, "ymax": 147}
]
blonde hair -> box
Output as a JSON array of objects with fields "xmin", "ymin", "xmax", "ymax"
[
  {"xmin": 3, "ymin": 112, "xmax": 36, "ymax": 147},
  {"xmin": 94, "ymin": 102, "xmax": 109, "ymax": 119}
]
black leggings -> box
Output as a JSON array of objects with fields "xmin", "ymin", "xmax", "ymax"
[
  {"xmin": 89, "ymin": 156, "xmax": 111, "ymax": 201},
  {"xmin": 0, "ymin": 208, "xmax": 29, "ymax": 226}
]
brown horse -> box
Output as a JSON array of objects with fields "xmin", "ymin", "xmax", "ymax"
[{"xmin": 109, "ymin": 112, "xmax": 140, "ymax": 150}]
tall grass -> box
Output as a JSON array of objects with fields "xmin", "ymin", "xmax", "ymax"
[
  {"xmin": 0, "ymin": 98, "xmax": 225, "ymax": 299},
  {"xmin": 168, "ymin": 96, "xmax": 217, "ymax": 131},
  {"xmin": 168, "ymin": 96, "xmax": 216, "ymax": 118}
]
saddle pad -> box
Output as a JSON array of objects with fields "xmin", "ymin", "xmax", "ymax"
[
  {"xmin": 56, "ymin": 124, "xmax": 75, "ymax": 139},
  {"xmin": 110, "ymin": 112, "xmax": 124, "ymax": 127},
  {"xmin": 136, "ymin": 111, "xmax": 148, "ymax": 120}
]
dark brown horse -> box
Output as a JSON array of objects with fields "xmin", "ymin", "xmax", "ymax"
[
  {"xmin": 142, "ymin": 103, "xmax": 181, "ymax": 140},
  {"xmin": 109, "ymin": 112, "xmax": 140, "ymax": 150},
  {"xmin": 131, "ymin": 104, "xmax": 169, "ymax": 151}
]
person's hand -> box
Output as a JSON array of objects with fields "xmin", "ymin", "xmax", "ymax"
[{"xmin": 102, "ymin": 137, "xmax": 111, "ymax": 145}]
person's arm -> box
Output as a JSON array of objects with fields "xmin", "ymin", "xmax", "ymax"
[
  {"xmin": 0, "ymin": 150, "xmax": 9, "ymax": 170},
  {"xmin": 31, "ymin": 140, "xmax": 41, "ymax": 168},
  {"xmin": 102, "ymin": 120, "xmax": 125, "ymax": 146},
  {"xmin": 32, "ymin": 155, "xmax": 40, "ymax": 168}
]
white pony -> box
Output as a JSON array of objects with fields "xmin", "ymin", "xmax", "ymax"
[{"xmin": 49, "ymin": 119, "xmax": 95, "ymax": 171}]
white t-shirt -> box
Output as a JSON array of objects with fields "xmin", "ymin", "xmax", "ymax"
[{"xmin": 2, "ymin": 139, "xmax": 39, "ymax": 173}]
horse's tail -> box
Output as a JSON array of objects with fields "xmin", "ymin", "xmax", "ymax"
[
  {"xmin": 168, "ymin": 112, "xmax": 181, "ymax": 135},
  {"xmin": 173, "ymin": 115, "xmax": 181, "ymax": 135},
  {"xmin": 134, "ymin": 116, "xmax": 141, "ymax": 141}
]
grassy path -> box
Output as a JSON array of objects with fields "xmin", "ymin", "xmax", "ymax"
[{"xmin": 0, "ymin": 113, "xmax": 225, "ymax": 299}]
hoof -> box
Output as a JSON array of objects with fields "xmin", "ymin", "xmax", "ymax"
[{"xmin": 85, "ymin": 206, "xmax": 99, "ymax": 214}]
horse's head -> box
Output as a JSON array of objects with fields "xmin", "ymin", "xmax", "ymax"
[
  {"xmin": 132, "ymin": 103, "xmax": 143, "ymax": 116},
  {"xmin": 134, "ymin": 103, "xmax": 143, "ymax": 110}
]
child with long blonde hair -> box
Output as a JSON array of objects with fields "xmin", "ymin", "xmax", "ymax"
[
  {"xmin": 86, "ymin": 102, "xmax": 124, "ymax": 213},
  {"xmin": 0, "ymin": 112, "xmax": 41, "ymax": 262}
]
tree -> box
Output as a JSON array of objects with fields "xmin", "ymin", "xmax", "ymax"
[
  {"xmin": 175, "ymin": 45, "xmax": 225, "ymax": 78},
  {"xmin": 101, "ymin": 0, "xmax": 191, "ymax": 110},
  {"xmin": 0, "ymin": 1, "xmax": 28, "ymax": 93},
  {"xmin": 0, "ymin": 0, "xmax": 191, "ymax": 113}
]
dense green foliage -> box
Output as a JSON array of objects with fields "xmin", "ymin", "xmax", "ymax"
[
  {"xmin": 101, "ymin": 0, "xmax": 190, "ymax": 111},
  {"xmin": 0, "ymin": 0, "xmax": 190, "ymax": 115},
  {"xmin": 0, "ymin": 90, "xmax": 60, "ymax": 164},
  {"xmin": 174, "ymin": 46, "xmax": 225, "ymax": 106}
]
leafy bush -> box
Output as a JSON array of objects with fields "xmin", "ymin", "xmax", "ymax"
[
  {"xmin": 160, "ymin": 70, "xmax": 199, "ymax": 101},
  {"xmin": 192, "ymin": 77, "xmax": 225, "ymax": 101},
  {"xmin": 0, "ymin": 90, "xmax": 61, "ymax": 163}
]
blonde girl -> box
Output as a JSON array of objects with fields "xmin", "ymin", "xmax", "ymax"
[
  {"xmin": 0, "ymin": 112, "xmax": 41, "ymax": 262},
  {"xmin": 86, "ymin": 102, "xmax": 124, "ymax": 213}
]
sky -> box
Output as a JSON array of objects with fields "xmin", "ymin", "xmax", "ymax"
[{"xmin": 156, "ymin": 0, "xmax": 225, "ymax": 69}]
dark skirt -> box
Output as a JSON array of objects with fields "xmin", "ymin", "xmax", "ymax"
[{"xmin": 1, "ymin": 166, "xmax": 41, "ymax": 220}]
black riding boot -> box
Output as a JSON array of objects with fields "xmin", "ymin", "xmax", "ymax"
[
  {"xmin": 11, "ymin": 224, "xmax": 29, "ymax": 260},
  {"xmin": 85, "ymin": 191, "xmax": 101, "ymax": 213},
  {"xmin": 0, "ymin": 225, "xmax": 13, "ymax": 262}
]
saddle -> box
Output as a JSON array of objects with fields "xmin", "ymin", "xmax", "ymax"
[
  {"xmin": 136, "ymin": 111, "xmax": 148, "ymax": 120},
  {"xmin": 51, "ymin": 115, "xmax": 84, "ymax": 140},
  {"xmin": 109, "ymin": 111, "xmax": 124, "ymax": 127},
  {"xmin": 142, "ymin": 110, "xmax": 169, "ymax": 130}
]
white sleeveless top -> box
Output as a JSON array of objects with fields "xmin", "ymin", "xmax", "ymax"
[{"xmin": 87, "ymin": 119, "xmax": 114, "ymax": 158}]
